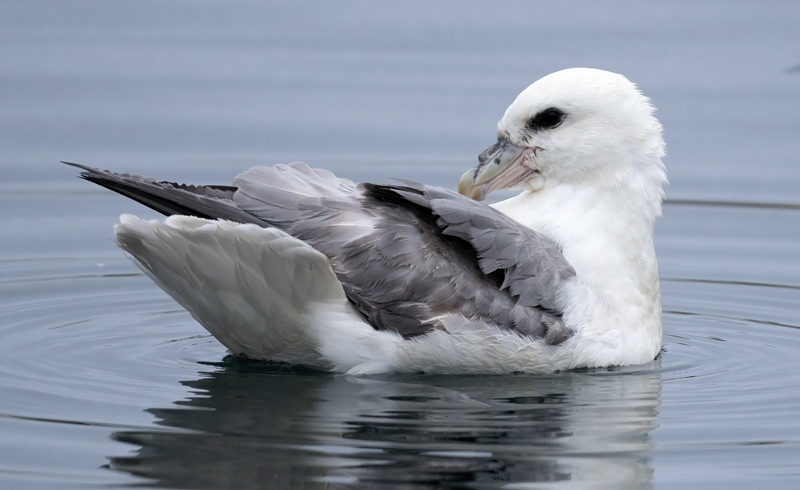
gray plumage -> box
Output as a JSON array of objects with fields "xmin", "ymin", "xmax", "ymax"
[
  {"xmin": 64, "ymin": 162, "xmax": 262, "ymax": 225},
  {"xmin": 69, "ymin": 161, "xmax": 576, "ymax": 344}
]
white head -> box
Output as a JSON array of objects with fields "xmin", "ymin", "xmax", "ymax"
[{"xmin": 459, "ymin": 68, "xmax": 667, "ymax": 216}]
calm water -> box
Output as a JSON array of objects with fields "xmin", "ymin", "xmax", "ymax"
[{"xmin": 1, "ymin": 2, "xmax": 800, "ymax": 489}]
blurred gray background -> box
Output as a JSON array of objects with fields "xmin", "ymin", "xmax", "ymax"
[{"xmin": 1, "ymin": 0, "xmax": 798, "ymax": 203}]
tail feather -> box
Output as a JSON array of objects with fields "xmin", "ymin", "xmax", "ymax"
[{"xmin": 114, "ymin": 214, "xmax": 349, "ymax": 367}]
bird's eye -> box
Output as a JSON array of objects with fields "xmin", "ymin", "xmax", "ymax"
[{"xmin": 528, "ymin": 108, "xmax": 565, "ymax": 131}]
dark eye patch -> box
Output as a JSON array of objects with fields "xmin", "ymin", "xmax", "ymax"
[{"xmin": 528, "ymin": 108, "xmax": 566, "ymax": 132}]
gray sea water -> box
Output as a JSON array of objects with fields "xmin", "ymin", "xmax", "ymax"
[{"xmin": 1, "ymin": 1, "xmax": 799, "ymax": 488}]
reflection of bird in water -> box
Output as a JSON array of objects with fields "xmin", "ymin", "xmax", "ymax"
[
  {"xmin": 107, "ymin": 359, "xmax": 662, "ymax": 489},
  {"xmin": 71, "ymin": 67, "xmax": 667, "ymax": 374}
]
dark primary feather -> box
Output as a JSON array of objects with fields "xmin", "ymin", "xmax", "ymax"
[
  {"xmin": 69, "ymin": 161, "xmax": 575, "ymax": 344},
  {"xmin": 64, "ymin": 162, "xmax": 263, "ymax": 225}
]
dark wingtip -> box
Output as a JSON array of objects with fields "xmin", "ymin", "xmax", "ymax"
[{"xmin": 62, "ymin": 161, "xmax": 104, "ymax": 176}]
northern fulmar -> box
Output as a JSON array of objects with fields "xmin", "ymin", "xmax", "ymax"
[{"xmin": 68, "ymin": 68, "xmax": 667, "ymax": 374}]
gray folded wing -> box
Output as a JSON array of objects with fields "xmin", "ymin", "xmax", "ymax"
[
  {"xmin": 385, "ymin": 183, "xmax": 575, "ymax": 312},
  {"xmin": 70, "ymin": 161, "xmax": 575, "ymax": 344},
  {"xmin": 234, "ymin": 163, "xmax": 576, "ymax": 343}
]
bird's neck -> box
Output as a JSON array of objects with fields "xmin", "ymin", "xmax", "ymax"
[{"xmin": 493, "ymin": 175, "xmax": 664, "ymax": 362}]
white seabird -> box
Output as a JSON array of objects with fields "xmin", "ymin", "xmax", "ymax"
[{"xmin": 68, "ymin": 68, "xmax": 667, "ymax": 374}]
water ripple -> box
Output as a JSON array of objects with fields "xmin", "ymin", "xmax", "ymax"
[{"xmin": 1, "ymin": 242, "xmax": 800, "ymax": 488}]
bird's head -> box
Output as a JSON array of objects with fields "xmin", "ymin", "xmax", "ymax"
[{"xmin": 458, "ymin": 68, "xmax": 666, "ymax": 201}]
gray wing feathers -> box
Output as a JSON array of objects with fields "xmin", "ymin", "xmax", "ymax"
[
  {"xmin": 72, "ymin": 161, "xmax": 575, "ymax": 344},
  {"xmin": 235, "ymin": 164, "xmax": 575, "ymax": 342},
  {"xmin": 427, "ymin": 187, "xmax": 577, "ymax": 345},
  {"xmin": 233, "ymin": 163, "xmax": 371, "ymax": 244},
  {"xmin": 65, "ymin": 162, "xmax": 265, "ymax": 226},
  {"xmin": 233, "ymin": 163, "xmax": 445, "ymax": 338},
  {"xmin": 424, "ymin": 186, "xmax": 575, "ymax": 311},
  {"xmin": 370, "ymin": 183, "xmax": 576, "ymax": 344}
]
